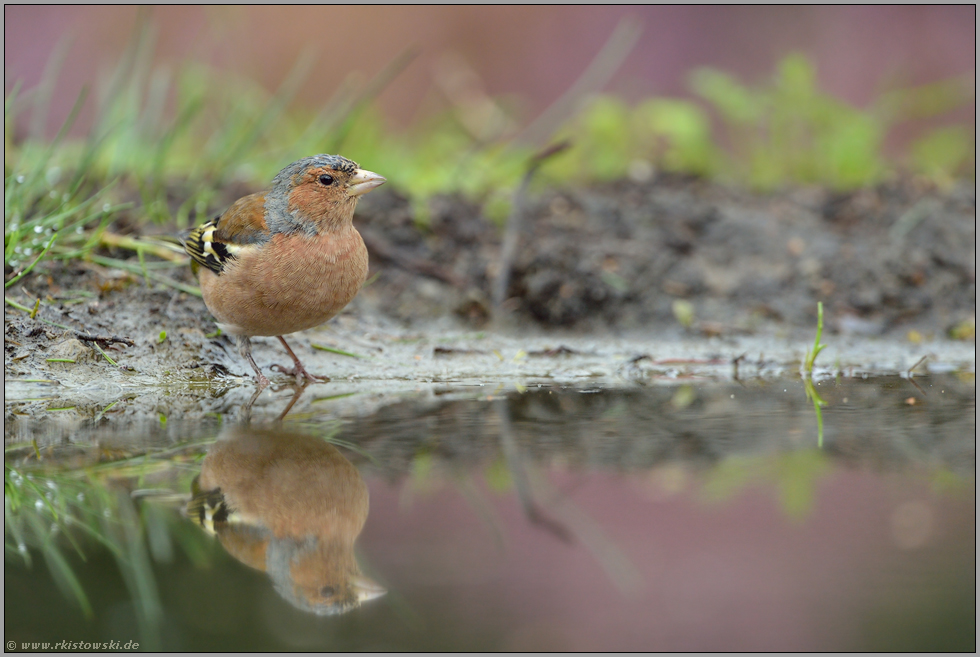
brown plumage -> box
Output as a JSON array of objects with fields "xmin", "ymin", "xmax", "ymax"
[
  {"xmin": 181, "ymin": 154, "xmax": 385, "ymax": 386},
  {"xmin": 187, "ymin": 427, "xmax": 385, "ymax": 615}
]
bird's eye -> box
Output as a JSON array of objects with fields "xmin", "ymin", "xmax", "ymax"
[
  {"xmin": 320, "ymin": 586, "xmax": 336, "ymax": 597},
  {"xmin": 318, "ymin": 174, "xmax": 334, "ymax": 186}
]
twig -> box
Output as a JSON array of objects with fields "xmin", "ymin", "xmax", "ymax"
[
  {"xmin": 905, "ymin": 375, "xmax": 927, "ymax": 398},
  {"xmin": 490, "ymin": 17, "xmax": 643, "ymax": 314},
  {"xmin": 496, "ymin": 399, "xmax": 574, "ymax": 543},
  {"xmin": 907, "ymin": 355, "xmax": 928, "ymax": 377},
  {"xmin": 732, "ymin": 352, "xmax": 747, "ymax": 380},
  {"xmin": 492, "ymin": 141, "xmax": 572, "ymax": 312},
  {"xmin": 5, "ymin": 296, "xmax": 135, "ymax": 347},
  {"xmin": 72, "ymin": 332, "xmax": 135, "ymax": 348},
  {"xmin": 524, "ymin": 465, "xmax": 644, "ymax": 597}
]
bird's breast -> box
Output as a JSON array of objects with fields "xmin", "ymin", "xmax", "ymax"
[{"xmin": 199, "ymin": 228, "xmax": 368, "ymax": 337}]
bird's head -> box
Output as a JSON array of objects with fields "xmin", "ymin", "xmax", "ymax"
[
  {"xmin": 267, "ymin": 536, "xmax": 387, "ymax": 616},
  {"xmin": 265, "ymin": 154, "xmax": 386, "ymax": 235}
]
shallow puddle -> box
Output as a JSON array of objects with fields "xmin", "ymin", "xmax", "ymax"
[{"xmin": 4, "ymin": 375, "xmax": 975, "ymax": 651}]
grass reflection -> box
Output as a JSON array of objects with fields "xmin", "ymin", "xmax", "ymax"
[
  {"xmin": 803, "ymin": 377, "xmax": 827, "ymax": 448},
  {"xmin": 4, "ymin": 436, "xmax": 215, "ymax": 649},
  {"xmin": 701, "ymin": 451, "xmax": 832, "ymax": 521}
]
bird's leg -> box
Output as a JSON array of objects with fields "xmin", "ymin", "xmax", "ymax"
[
  {"xmin": 237, "ymin": 335, "xmax": 271, "ymax": 388},
  {"xmin": 275, "ymin": 385, "xmax": 307, "ymax": 421},
  {"xmin": 271, "ymin": 336, "xmax": 329, "ymax": 383},
  {"xmin": 240, "ymin": 384, "xmax": 264, "ymax": 424}
]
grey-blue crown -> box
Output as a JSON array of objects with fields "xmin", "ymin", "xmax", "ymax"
[{"xmin": 272, "ymin": 154, "xmax": 359, "ymax": 189}]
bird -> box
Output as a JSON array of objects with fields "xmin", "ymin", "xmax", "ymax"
[
  {"xmin": 180, "ymin": 154, "xmax": 385, "ymax": 387},
  {"xmin": 187, "ymin": 427, "xmax": 386, "ymax": 616}
]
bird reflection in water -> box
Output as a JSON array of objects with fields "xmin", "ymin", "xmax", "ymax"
[{"xmin": 187, "ymin": 428, "xmax": 385, "ymax": 615}]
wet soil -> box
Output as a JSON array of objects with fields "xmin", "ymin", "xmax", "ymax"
[
  {"xmin": 355, "ymin": 174, "xmax": 975, "ymax": 334},
  {"xmin": 4, "ymin": 175, "xmax": 976, "ymax": 425}
]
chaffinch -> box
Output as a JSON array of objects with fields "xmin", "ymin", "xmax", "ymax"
[
  {"xmin": 181, "ymin": 155, "xmax": 385, "ymax": 387},
  {"xmin": 187, "ymin": 427, "xmax": 385, "ymax": 615}
]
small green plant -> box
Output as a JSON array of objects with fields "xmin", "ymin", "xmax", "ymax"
[
  {"xmin": 671, "ymin": 299, "xmax": 696, "ymax": 329},
  {"xmin": 801, "ymin": 302, "xmax": 829, "ymax": 447},
  {"xmin": 804, "ymin": 302, "xmax": 827, "ymax": 374}
]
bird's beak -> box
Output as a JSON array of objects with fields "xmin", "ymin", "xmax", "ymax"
[
  {"xmin": 348, "ymin": 169, "xmax": 386, "ymax": 197},
  {"xmin": 350, "ymin": 575, "xmax": 387, "ymax": 603}
]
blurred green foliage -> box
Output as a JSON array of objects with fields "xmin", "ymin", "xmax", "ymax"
[
  {"xmin": 701, "ymin": 451, "xmax": 833, "ymax": 522},
  {"xmin": 4, "ymin": 444, "xmax": 214, "ymax": 650},
  {"xmin": 692, "ymin": 54, "xmax": 975, "ymax": 188},
  {"xmin": 543, "ymin": 95, "xmax": 718, "ymax": 183},
  {"xmin": 547, "ymin": 53, "xmax": 973, "ymax": 190},
  {"xmin": 3, "ymin": 29, "xmax": 975, "ymax": 279}
]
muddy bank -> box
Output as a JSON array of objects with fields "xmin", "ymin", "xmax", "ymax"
[
  {"xmin": 354, "ymin": 175, "xmax": 975, "ymax": 335},
  {"xmin": 4, "ymin": 318, "xmax": 975, "ymax": 435},
  {"xmin": 4, "ymin": 175, "xmax": 976, "ymax": 416}
]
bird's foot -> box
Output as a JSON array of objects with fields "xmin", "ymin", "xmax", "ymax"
[
  {"xmin": 237, "ymin": 335, "xmax": 272, "ymax": 389},
  {"xmin": 270, "ymin": 362, "xmax": 329, "ymax": 384}
]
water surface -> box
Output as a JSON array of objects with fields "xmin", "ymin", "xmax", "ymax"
[{"xmin": 5, "ymin": 375, "xmax": 975, "ymax": 651}]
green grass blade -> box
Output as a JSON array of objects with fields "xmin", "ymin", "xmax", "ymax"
[{"xmin": 5, "ymin": 232, "xmax": 58, "ymax": 289}]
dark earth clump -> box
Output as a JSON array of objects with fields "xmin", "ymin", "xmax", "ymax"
[{"xmin": 353, "ymin": 174, "xmax": 975, "ymax": 336}]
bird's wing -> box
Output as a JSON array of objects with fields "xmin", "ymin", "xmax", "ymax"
[
  {"xmin": 181, "ymin": 192, "xmax": 270, "ymax": 274},
  {"xmin": 186, "ymin": 475, "xmax": 232, "ymax": 534}
]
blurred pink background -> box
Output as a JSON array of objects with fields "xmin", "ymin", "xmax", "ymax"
[
  {"xmin": 5, "ymin": 5, "xmax": 976, "ymax": 134},
  {"xmin": 357, "ymin": 468, "xmax": 975, "ymax": 650}
]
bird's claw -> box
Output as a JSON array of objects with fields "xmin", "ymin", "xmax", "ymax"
[{"xmin": 270, "ymin": 363, "xmax": 329, "ymax": 384}]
